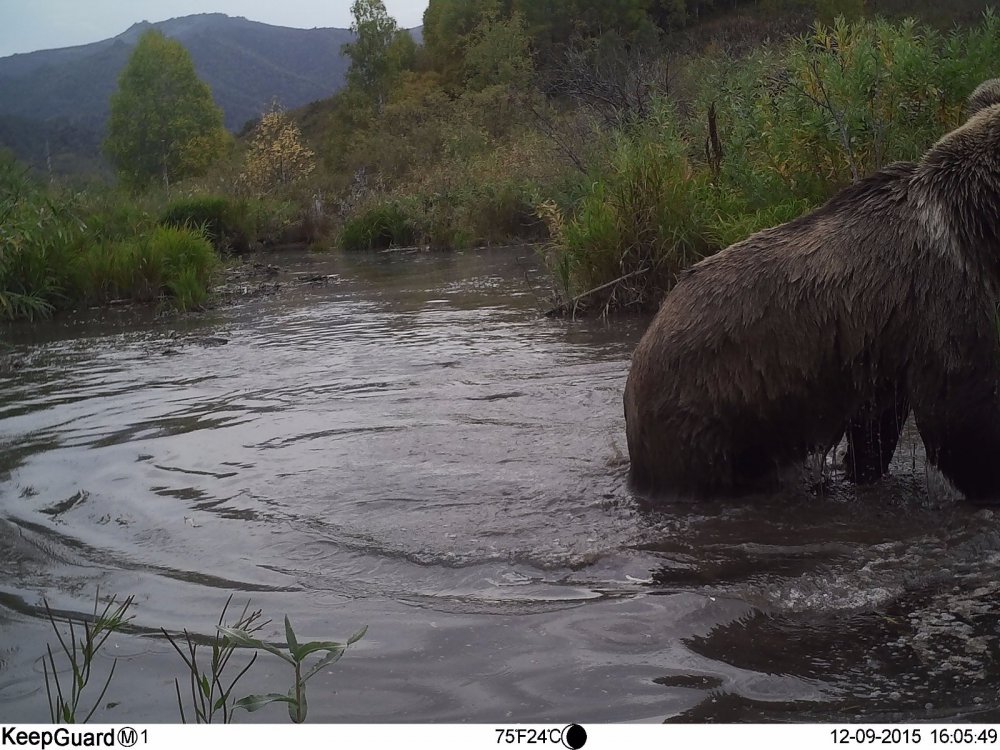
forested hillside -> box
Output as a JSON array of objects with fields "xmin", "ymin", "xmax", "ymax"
[{"xmin": 0, "ymin": 14, "xmax": 358, "ymax": 174}]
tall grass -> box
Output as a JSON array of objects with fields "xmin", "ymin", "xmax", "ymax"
[
  {"xmin": 1, "ymin": 161, "xmax": 221, "ymax": 320},
  {"xmin": 41, "ymin": 589, "xmax": 367, "ymax": 724},
  {"xmin": 68, "ymin": 226, "xmax": 217, "ymax": 310},
  {"xmin": 540, "ymin": 104, "xmax": 708, "ymax": 312},
  {"xmin": 0, "ymin": 159, "xmax": 79, "ymax": 319}
]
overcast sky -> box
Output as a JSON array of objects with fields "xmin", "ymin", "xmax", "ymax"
[{"xmin": 0, "ymin": 0, "xmax": 429, "ymax": 57}]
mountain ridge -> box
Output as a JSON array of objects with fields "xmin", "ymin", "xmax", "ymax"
[{"xmin": 0, "ymin": 13, "xmax": 421, "ymax": 175}]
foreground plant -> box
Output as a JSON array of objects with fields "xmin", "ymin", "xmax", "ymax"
[
  {"xmin": 221, "ymin": 616, "xmax": 367, "ymax": 723},
  {"xmin": 163, "ymin": 596, "xmax": 268, "ymax": 724},
  {"xmin": 42, "ymin": 591, "xmax": 135, "ymax": 723}
]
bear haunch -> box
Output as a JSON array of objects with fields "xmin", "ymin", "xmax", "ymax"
[{"xmin": 623, "ymin": 80, "xmax": 1000, "ymax": 501}]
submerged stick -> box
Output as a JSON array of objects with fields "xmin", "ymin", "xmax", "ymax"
[{"xmin": 545, "ymin": 267, "xmax": 649, "ymax": 318}]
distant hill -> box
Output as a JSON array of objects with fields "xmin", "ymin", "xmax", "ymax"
[{"xmin": 0, "ymin": 13, "xmax": 420, "ymax": 176}]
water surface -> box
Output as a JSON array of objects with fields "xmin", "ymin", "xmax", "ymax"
[{"xmin": 1, "ymin": 248, "xmax": 998, "ymax": 723}]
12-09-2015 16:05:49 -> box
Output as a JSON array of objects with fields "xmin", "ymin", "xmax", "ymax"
[{"xmin": 831, "ymin": 729, "xmax": 999, "ymax": 744}]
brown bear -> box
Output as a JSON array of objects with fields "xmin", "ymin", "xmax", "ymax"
[{"xmin": 624, "ymin": 81, "xmax": 1000, "ymax": 501}]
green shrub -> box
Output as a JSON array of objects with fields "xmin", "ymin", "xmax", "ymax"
[
  {"xmin": 457, "ymin": 181, "xmax": 545, "ymax": 247},
  {"xmin": 702, "ymin": 195, "xmax": 815, "ymax": 250},
  {"xmin": 247, "ymin": 197, "xmax": 307, "ymax": 245},
  {"xmin": 160, "ymin": 195, "xmax": 253, "ymax": 253},
  {"xmin": 694, "ymin": 14, "xmax": 999, "ymax": 210},
  {"xmin": 410, "ymin": 193, "xmax": 469, "ymax": 250},
  {"xmin": 339, "ymin": 202, "xmax": 417, "ymax": 251}
]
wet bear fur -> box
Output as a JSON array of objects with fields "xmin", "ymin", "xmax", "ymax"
[
  {"xmin": 624, "ymin": 81, "xmax": 1000, "ymax": 501},
  {"xmin": 967, "ymin": 78, "xmax": 1000, "ymax": 118}
]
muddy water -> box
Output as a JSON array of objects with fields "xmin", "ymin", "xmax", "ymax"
[{"xmin": 2, "ymin": 247, "xmax": 1000, "ymax": 723}]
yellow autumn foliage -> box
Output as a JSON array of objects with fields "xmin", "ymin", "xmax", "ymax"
[{"xmin": 239, "ymin": 108, "xmax": 316, "ymax": 196}]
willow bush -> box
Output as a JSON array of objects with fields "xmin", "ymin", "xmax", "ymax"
[
  {"xmin": 540, "ymin": 103, "xmax": 709, "ymax": 313},
  {"xmin": 544, "ymin": 12, "xmax": 1000, "ymax": 314}
]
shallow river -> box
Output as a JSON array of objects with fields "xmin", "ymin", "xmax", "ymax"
[{"xmin": 2, "ymin": 247, "xmax": 1000, "ymax": 723}]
